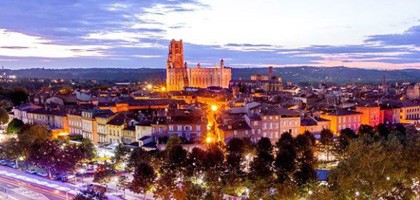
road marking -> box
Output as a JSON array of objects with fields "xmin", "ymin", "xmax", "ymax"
[{"xmin": 11, "ymin": 188, "xmax": 49, "ymax": 200}]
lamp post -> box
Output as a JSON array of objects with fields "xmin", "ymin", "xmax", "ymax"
[
  {"xmin": 79, "ymin": 168, "xmax": 85, "ymax": 185},
  {"xmin": 15, "ymin": 156, "xmax": 23, "ymax": 168},
  {"xmin": 114, "ymin": 177, "xmax": 118, "ymax": 195}
]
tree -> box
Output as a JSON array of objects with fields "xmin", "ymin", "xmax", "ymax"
[
  {"xmin": 328, "ymin": 133, "xmax": 419, "ymax": 199},
  {"xmin": 113, "ymin": 143, "xmax": 131, "ymax": 164},
  {"xmin": 294, "ymin": 131, "xmax": 316, "ymax": 153},
  {"xmin": 127, "ymin": 147, "xmax": 150, "ymax": 172},
  {"xmin": 78, "ymin": 138, "xmax": 96, "ymax": 161},
  {"xmin": 73, "ymin": 189, "xmax": 108, "ymax": 200},
  {"xmin": 277, "ymin": 131, "xmax": 294, "ymax": 146},
  {"xmin": 17, "ymin": 124, "xmax": 52, "ymax": 156},
  {"xmin": 293, "ymin": 162, "xmax": 317, "ymax": 186},
  {"xmin": 336, "ymin": 128, "xmax": 357, "ymax": 154},
  {"xmin": 6, "ymin": 118, "xmax": 24, "ymax": 134},
  {"xmin": 256, "ymin": 137, "xmax": 272, "ymax": 153},
  {"xmin": 320, "ymin": 128, "xmax": 334, "ymax": 161},
  {"xmin": 154, "ymin": 145, "xmax": 188, "ymax": 199},
  {"xmin": 320, "ymin": 128, "xmax": 334, "ymax": 146},
  {"xmin": 274, "ymin": 143, "xmax": 296, "ymax": 183},
  {"xmin": 166, "ymin": 136, "xmax": 182, "ymax": 150},
  {"xmin": 226, "ymin": 138, "xmax": 245, "ymax": 172},
  {"xmin": 129, "ymin": 162, "xmax": 156, "ymax": 199},
  {"xmin": 27, "ymin": 140, "xmax": 83, "ymax": 177},
  {"xmin": 0, "ymin": 99, "xmax": 13, "ymax": 111},
  {"xmin": 203, "ymin": 144, "xmax": 225, "ymax": 199},
  {"xmin": 376, "ymin": 123, "xmax": 390, "ymax": 138},
  {"xmin": 357, "ymin": 124, "xmax": 375, "ymax": 137},
  {"xmin": 293, "ymin": 131, "xmax": 317, "ymax": 186},
  {"xmin": 249, "ymin": 150, "xmax": 275, "ymax": 196},
  {"xmin": 0, "ymin": 107, "xmax": 8, "ymax": 125},
  {"xmin": 0, "ymin": 138, "xmax": 22, "ymax": 160},
  {"xmin": 8, "ymin": 87, "xmax": 29, "ymax": 106},
  {"xmin": 93, "ymin": 164, "xmax": 116, "ymax": 185}
]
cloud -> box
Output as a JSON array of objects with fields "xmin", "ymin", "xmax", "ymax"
[
  {"xmin": 366, "ymin": 25, "xmax": 420, "ymax": 47},
  {"xmin": 0, "ymin": 29, "xmax": 107, "ymax": 58},
  {"xmin": 0, "ymin": 0, "xmax": 420, "ymax": 69}
]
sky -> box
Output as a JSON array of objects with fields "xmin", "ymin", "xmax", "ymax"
[{"xmin": 1, "ymin": 0, "xmax": 420, "ymax": 69}]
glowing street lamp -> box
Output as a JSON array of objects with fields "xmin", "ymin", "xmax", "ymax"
[
  {"xmin": 206, "ymin": 136, "xmax": 213, "ymax": 144},
  {"xmin": 211, "ymin": 105, "xmax": 218, "ymax": 112},
  {"xmin": 161, "ymin": 87, "xmax": 166, "ymax": 92},
  {"xmin": 146, "ymin": 84, "xmax": 153, "ymax": 90}
]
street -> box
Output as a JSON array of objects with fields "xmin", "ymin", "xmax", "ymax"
[
  {"xmin": 0, "ymin": 175, "xmax": 71, "ymax": 200},
  {"xmin": 0, "ymin": 165, "xmax": 153, "ymax": 200}
]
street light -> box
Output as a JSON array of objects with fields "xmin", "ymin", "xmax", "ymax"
[
  {"xmin": 15, "ymin": 156, "xmax": 24, "ymax": 168},
  {"xmin": 114, "ymin": 177, "xmax": 119, "ymax": 195},
  {"xmin": 79, "ymin": 168, "xmax": 85, "ymax": 184},
  {"xmin": 211, "ymin": 105, "xmax": 218, "ymax": 112},
  {"xmin": 206, "ymin": 136, "xmax": 213, "ymax": 144}
]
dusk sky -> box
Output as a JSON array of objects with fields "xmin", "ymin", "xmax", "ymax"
[{"xmin": 1, "ymin": 0, "xmax": 420, "ymax": 69}]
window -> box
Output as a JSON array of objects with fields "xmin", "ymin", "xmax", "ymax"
[
  {"xmin": 196, "ymin": 125, "xmax": 201, "ymax": 131},
  {"xmin": 177, "ymin": 125, "xmax": 182, "ymax": 131}
]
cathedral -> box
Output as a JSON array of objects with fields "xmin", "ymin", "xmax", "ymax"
[{"xmin": 166, "ymin": 40, "xmax": 232, "ymax": 91}]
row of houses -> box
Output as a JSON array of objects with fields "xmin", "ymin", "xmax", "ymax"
[
  {"xmin": 218, "ymin": 99, "xmax": 420, "ymax": 143},
  {"xmin": 11, "ymin": 96, "xmax": 420, "ymax": 146},
  {"xmin": 12, "ymin": 102, "xmax": 208, "ymax": 146}
]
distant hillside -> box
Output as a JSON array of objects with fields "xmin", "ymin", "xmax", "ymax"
[
  {"xmin": 233, "ymin": 67, "xmax": 420, "ymax": 84},
  {"xmin": 5, "ymin": 67, "xmax": 420, "ymax": 84}
]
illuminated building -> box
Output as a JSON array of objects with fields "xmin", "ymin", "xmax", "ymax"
[{"xmin": 166, "ymin": 39, "xmax": 232, "ymax": 91}]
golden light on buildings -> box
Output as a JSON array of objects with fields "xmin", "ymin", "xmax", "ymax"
[{"xmin": 211, "ymin": 105, "xmax": 218, "ymax": 112}]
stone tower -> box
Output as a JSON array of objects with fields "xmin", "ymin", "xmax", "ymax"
[{"xmin": 166, "ymin": 39, "xmax": 189, "ymax": 91}]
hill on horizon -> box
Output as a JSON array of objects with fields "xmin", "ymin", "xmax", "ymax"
[{"xmin": 3, "ymin": 66, "xmax": 420, "ymax": 85}]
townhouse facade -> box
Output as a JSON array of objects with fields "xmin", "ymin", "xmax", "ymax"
[{"xmin": 321, "ymin": 109, "xmax": 362, "ymax": 134}]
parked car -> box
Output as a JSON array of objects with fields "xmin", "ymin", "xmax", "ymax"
[
  {"xmin": 37, "ymin": 171, "xmax": 48, "ymax": 177},
  {"xmin": 54, "ymin": 173, "xmax": 73, "ymax": 182},
  {"xmin": 6, "ymin": 161, "xmax": 18, "ymax": 169},
  {"xmin": 0, "ymin": 160, "xmax": 7, "ymax": 166},
  {"xmin": 26, "ymin": 168, "xmax": 37, "ymax": 174}
]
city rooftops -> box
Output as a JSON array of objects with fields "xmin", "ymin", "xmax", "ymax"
[{"xmin": 326, "ymin": 108, "xmax": 362, "ymax": 116}]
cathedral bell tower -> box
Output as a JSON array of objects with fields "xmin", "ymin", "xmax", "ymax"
[{"xmin": 166, "ymin": 39, "xmax": 189, "ymax": 91}]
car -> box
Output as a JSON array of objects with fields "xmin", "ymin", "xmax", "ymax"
[
  {"xmin": 56, "ymin": 173, "xmax": 76, "ymax": 182},
  {"xmin": 6, "ymin": 161, "xmax": 18, "ymax": 169},
  {"xmin": 37, "ymin": 171, "xmax": 48, "ymax": 177},
  {"xmin": 26, "ymin": 168, "xmax": 37, "ymax": 174},
  {"xmin": 0, "ymin": 160, "xmax": 7, "ymax": 166}
]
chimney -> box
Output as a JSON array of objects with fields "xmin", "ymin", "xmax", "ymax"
[{"xmin": 220, "ymin": 59, "xmax": 224, "ymax": 68}]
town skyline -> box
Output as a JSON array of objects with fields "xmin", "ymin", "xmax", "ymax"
[{"xmin": 1, "ymin": 0, "xmax": 420, "ymax": 69}]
